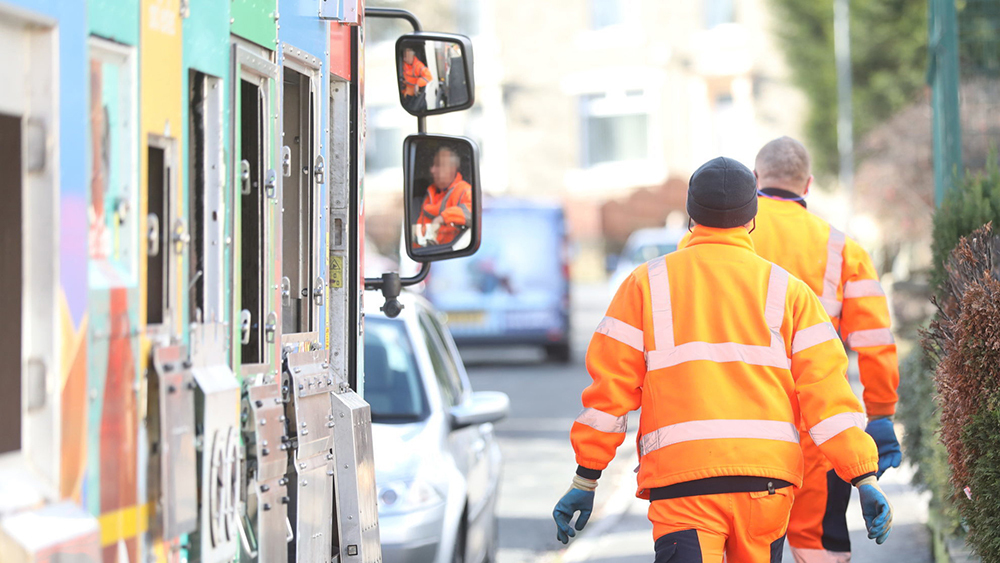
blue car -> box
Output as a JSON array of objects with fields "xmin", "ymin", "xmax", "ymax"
[{"xmin": 424, "ymin": 200, "xmax": 572, "ymax": 362}]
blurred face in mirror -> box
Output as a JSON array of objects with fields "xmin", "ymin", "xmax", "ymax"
[
  {"xmin": 413, "ymin": 146, "xmax": 472, "ymax": 250},
  {"xmin": 431, "ymin": 147, "xmax": 460, "ymax": 190},
  {"xmin": 403, "ymin": 47, "xmax": 415, "ymax": 65}
]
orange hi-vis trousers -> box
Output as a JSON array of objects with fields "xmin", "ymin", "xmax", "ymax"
[
  {"xmin": 787, "ymin": 435, "xmax": 853, "ymax": 563},
  {"xmin": 650, "ymin": 487, "xmax": 793, "ymax": 563}
]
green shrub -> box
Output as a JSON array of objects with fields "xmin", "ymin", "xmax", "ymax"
[{"xmin": 931, "ymin": 148, "xmax": 1000, "ymax": 293}]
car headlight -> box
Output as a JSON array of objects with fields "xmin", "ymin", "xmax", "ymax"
[{"xmin": 377, "ymin": 479, "xmax": 445, "ymax": 514}]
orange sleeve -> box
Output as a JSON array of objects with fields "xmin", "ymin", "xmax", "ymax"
[
  {"xmin": 787, "ymin": 278, "xmax": 879, "ymax": 482},
  {"xmin": 418, "ymin": 62, "xmax": 432, "ymax": 87},
  {"xmin": 439, "ymin": 186, "xmax": 472, "ymax": 226},
  {"xmin": 572, "ymin": 269, "xmax": 647, "ymax": 471},
  {"xmin": 840, "ymin": 239, "xmax": 899, "ymax": 416}
]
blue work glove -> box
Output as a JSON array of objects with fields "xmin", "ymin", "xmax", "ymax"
[
  {"xmin": 865, "ymin": 417, "xmax": 902, "ymax": 478},
  {"xmin": 856, "ymin": 476, "xmax": 893, "ymax": 544},
  {"xmin": 552, "ymin": 479, "xmax": 595, "ymax": 544}
]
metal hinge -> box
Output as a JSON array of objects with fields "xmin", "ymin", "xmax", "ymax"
[
  {"xmin": 314, "ymin": 154, "xmax": 325, "ymax": 185},
  {"xmin": 265, "ymin": 169, "xmax": 277, "ymax": 199},
  {"xmin": 265, "ymin": 312, "xmax": 278, "ymax": 343},
  {"xmin": 313, "ymin": 277, "xmax": 325, "ymax": 306},
  {"xmin": 240, "ymin": 160, "xmax": 251, "ymax": 195},
  {"xmin": 240, "ymin": 310, "xmax": 252, "ymax": 345},
  {"xmin": 281, "ymin": 277, "xmax": 292, "ymax": 307},
  {"xmin": 148, "ymin": 213, "xmax": 161, "ymax": 256},
  {"xmin": 172, "ymin": 218, "xmax": 190, "ymax": 255},
  {"xmin": 282, "ymin": 146, "xmax": 292, "ymax": 177}
]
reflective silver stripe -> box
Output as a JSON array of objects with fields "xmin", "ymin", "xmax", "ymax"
[
  {"xmin": 808, "ymin": 411, "xmax": 866, "ymax": 446},
  {"xmin": 844, "ymin": 328, "xmax": 895, "ymax": 349},
  {"xmin": 843, "ymin": 279, "xmax": 885, "ymax": 299},
  {"xmin": 820, "ymin": 298, "xmax": 843, "ymax": 319},
  {"xmin": 575, "ymin": 408, "xmax": 627, "ymax": 434},
  {"xmin": 639, "ymin": 419, "xmax": 800, "ymax": 456},
  {"xmin": 791, "ymin": 322, "xmax": 839, "ymax": 355},
  {"xmin": 765, "ymin": 265, "xmax": 789, "ymax": 331},
  {"xmin": 821, "ymin": 227, "xmax": 846, "ymax": 319},
  {"xmin": 789, "ymin": 546, "xmax": 851, "ymax": 563},
  {"xmin": 595, "ymin": 316, "xmax": 644, "ymax": 352},
  {"xmin": 646, "ymin": 257, "xmax": 674, "ymax": 349},
  {"xmin": 647, "ymin": 341, "xmax": 790, "ymax": 370}
]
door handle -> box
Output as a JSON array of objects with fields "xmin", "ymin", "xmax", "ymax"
[
  {"xmin": 147, "ymin": 213, "xmax": 160, "ymax": 256},
  {"xmin": 240, "ymin": 160, "xmax": 251, "ymax": 195},
  {"xmin": 240, "ymin": 310, "xmax": 252, "ymax": 345}
]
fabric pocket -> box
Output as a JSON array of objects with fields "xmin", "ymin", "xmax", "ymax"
[{"xmin": 748, "ymin": 487, "xmax": 793, "ymax": 538}]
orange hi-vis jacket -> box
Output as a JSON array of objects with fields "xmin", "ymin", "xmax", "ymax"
[
  {"xmin": 402, "ymin": 58, "xmax": 432, "ymax": 96},
  {"xmin": 751, "ymin": 194, "xmax": 899, "ymax": 416},
  {"xmin": 416, "ymin": 172, "xmax": 472, "ymax": 245},
  {"xmin": 572, "ymin": 226, "xmax": 878, "ymax": 495}
]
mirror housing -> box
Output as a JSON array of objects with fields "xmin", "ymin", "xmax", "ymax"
[
  {"xmin": 396, "ymin": 32, "xmax": 475, "ymax": 117},
  {"xmin": 403, "ymin": 134, "xmax": 482, "ymax": 263},
  {"xmin": 450, "ymin": 391, "xmax": 510, "ymax": 430}
]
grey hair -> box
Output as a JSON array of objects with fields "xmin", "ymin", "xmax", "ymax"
[
  {"xmin": 435, "ymin": 145, "xmax": 461, "ymax": 168},
  {"xmin": 754, "ymin": 136, "xmax": 811, "ymax": 186}
]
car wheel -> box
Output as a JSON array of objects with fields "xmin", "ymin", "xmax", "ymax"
[
  {"xmin": 453, "ymin": 511, "xmax": 467, "ymax": 563},
  {"xmin": 545, "ymin": 343, "xmax": 571, "ymax": 364}
]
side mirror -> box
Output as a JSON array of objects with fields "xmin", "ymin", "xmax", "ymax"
[
  {"xmin": 396, "ymin": 32, "xmax": 475, "ymax": 116},
  {"xmin": 403, "ymin": 134, "xmax": 482, "ymax": 263},
  {"xmin": 450, "ymin": 391, "xmax": 509, "ymax": 430}
]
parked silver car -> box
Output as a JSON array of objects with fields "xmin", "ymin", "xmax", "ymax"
[{"xmin": 365, "ymin": 292, "xmax": 508, "ymax": 563}]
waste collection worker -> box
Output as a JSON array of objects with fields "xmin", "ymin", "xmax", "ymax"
[
  {"xmin": 414, "ymin": 146, "xmax": 472, "ymax": 247},
  {"xmin": 552, "ymin": 157, "xmax": 893, "ymax": 563},
  {"xmin": 401, "ymin": 47, "xmax": 432, "ymax": 107},
  {"xmin": 748, "ymin": 137, "xmax": 901, "ymax": 563}
]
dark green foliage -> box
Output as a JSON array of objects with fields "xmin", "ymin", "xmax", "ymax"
[
  {"xmin": 963, "ymin": 408, "xmax": 1000, "ymax": 560},
  {"xmin": 897, "ymin": 348, "xmax": 962, "ymax": 535},
  {"xmin": 769, "ymin": 0, "xmax": 928, "ymax": 177},
  {"xmin": 930, "ymin": 149, "xmax": 1000, "ymax": 292}
]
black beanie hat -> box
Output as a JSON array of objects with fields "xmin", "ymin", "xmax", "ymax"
[{"xmin": 686, "ymin": 156, "xmax": 758, "ymax": 229}]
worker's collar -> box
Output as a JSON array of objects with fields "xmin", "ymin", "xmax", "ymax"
[
  {"xmin": 685, "ymin": 225, "xmax": 756, "ymax": 252},
  {"xmin": 431, "ymin": 172, "xmax": 464, "ymax": 194},
  {"xmin": 759, "ymin": 187, "xmax": 807, "ymax": 209}
]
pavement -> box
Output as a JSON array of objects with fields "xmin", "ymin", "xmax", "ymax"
[{"xmin": 463, "ymin": 281, "xmax": 932, "ymax": 563}]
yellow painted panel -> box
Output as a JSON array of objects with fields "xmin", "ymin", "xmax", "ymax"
[{"xmin": 98, "ymin": 503, "xmax": 151, "ymax": 546}]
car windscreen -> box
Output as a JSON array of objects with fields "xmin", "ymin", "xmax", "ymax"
[
  {"xmin": 629, "ymin": 243, "xmax": 678, "ymax": 263},
  {"xmin": 364, "ymin": 318, "xmax": 430, "ymax": 424}
]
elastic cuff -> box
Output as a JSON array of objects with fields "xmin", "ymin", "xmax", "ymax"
[
  {"xmin": 867, "ymin": 414, "xmax": 893, "ymax": 422},
  {"xmin": 576, "ymin": 465, "xmax": 603, "ymax": 480},
  {"xmin": 852, "ymin": 472, "xmax": 877, "ymax": 486},
  {"xmin": 572, "ymin": 475, "xmax": 598, "ymax": 492},
  {"xmin": 865, "ymin": 402, "xmax": 897, "ymax": 417}
]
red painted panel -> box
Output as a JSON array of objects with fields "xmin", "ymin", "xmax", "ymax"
[{"xmin": 330, "ymin": 22, "xmax": 352, "ymax": 81}]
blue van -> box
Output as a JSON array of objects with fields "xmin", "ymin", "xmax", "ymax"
[{"xmin": 424, "ymin": 199, "xmax": 572, "ymax": 362}]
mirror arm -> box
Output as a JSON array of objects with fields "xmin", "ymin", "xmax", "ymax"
[
  {"xmin": 365, "ymin": 8, "xmax": 427, "ymax": 134},
  {"xmin": 363, "ymin": 8, "xmax": 422, "ymax": 32},
  {"xmin": 363, "ymin": 263, "xmax": 430, "ymax": 318}
]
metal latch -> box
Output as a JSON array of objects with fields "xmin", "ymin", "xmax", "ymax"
[
  {"xmin": 281, "ymin": 277, "xmax": 292, "ymax": 307},
  {"xmin": 265, "ymin": 169, "xmax": 277, "ymax": 199},
  {"xmin": 314, "ymin": 154, "xmax": 325, "ymax": 185},
  {"xmin": 240, "ymin": 310, "xmax": 252, "ymax": 345},
  {"xmin": 281, "ymin": 146, "xmax": 292, "ymax": 177},
  {"xmin": 148, "ymin": 213, "xmax": 161, "ymax": 256},
  {"xmin": 172, "ymin": 218, "xmax": 190, "ymax": 255},
  {"xmin": 313, "ymin": 277, "xmax": 325, "ymax": 306},
  {"xmin": 264, "ymin": 312, "xmax": 278, "ymax": 343},
  {"xmin": 240, "ymin": 160, "xmax": 251, "ymax": 195}
]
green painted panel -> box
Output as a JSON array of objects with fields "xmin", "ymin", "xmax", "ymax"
[
  {"xmin": 231, "ymin": 0, "xmax": 278, "ymax": 49},
  {"xmin": 88, "ymin": 0, "xmax": 140, "ymax": 45}
]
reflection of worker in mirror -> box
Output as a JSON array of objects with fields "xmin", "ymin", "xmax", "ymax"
[
  {"xmin": 414, "ymin": 146, "xmax": 472, "ymax": 248},
  {"xmin": 401, "ymin": 47, "xmax": 432, "ymax": 113}
]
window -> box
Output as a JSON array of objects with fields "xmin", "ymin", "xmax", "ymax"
[
  {"xmin": 591, "ymin": 0, "xmax": 624, "ymax": 29},
  {"xmin": 418, "ymin": 312, "xmax": 462, "ymax": 408},
  {"xmin": 580, "ymin": 90, "xmax": 651, "ymax": 167},
  {"xmin": 239, "ymin": 78, "xmax": 266, "ymax": 363},
  {"xmin": 421, "ymin": 307, "xmax": 468, "ymax": 397},
  {"xmin": 364, "ymin": 319, "xmax": 430, "ymax": 423},
  {"xmin": 365, "ymin": 105, "xmax": 407, "ymax": 173},
  {"xmin": 705, "ymin": 0, "xmax": 735, "ymax": 29}
]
